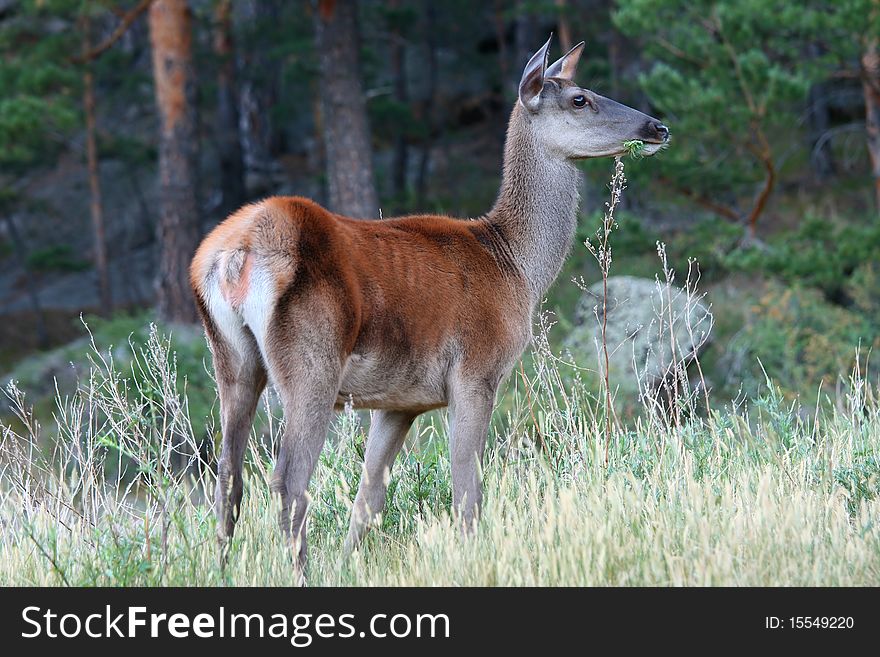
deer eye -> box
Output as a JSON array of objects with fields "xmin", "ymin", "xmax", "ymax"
[{"xmin": 572, "ymin": 94, "xmax": 588, "ymax": 109}]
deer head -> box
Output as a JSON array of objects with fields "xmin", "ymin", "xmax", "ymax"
[{"xmin": 519, "ymin": 36, "xmax": 669, "ymax": 159}]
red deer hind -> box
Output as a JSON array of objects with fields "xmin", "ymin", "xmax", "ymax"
[{"xmin": 191, "ymin": 36, "xmax": 669, "ymax": 574}]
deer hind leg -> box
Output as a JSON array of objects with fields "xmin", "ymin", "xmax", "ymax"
[
  {"xmin": 199, "ymin": 301, "xmax": 267, "ymax": 552},
  {"xmin": 344, "ymin": 410, "xmax": 418, "ymax": 554},
  {"xmin": 263, "ymin": 320, "xmax": 343, "ymax": 579},
  {"xmin": 448, "ymin": 377, "xmax": 499, "ymax": 531}
]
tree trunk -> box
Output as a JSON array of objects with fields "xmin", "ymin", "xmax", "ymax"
[
  {"xmin": 237, "ymin": 0, "xmax": 282, "ymax": 183},
  {"xmin": 415, "ymin": 0, "xmax": 438, "ymax": 208},
  {"xmin": 315, "ymin": 0, "xmax": 379, "ymax": 218},
  {"xmin": 82, "ymin": 14, "xmax": 112, "ymax": 314},
  {"xmin": 149, "ymin": 0, "xmax": 200, "ymax": 323},
  {"xmin": 514, "ymin": 0, "xmax": 537, "ymax": 74},
  {"xmin": 862, "ymin": 33, "xmax": 880, "ymax": 211},
  {"xmin": 389, "ymin": 0, "xmax": 408, "ymax": 202},
  {"xmin": 213, "ymin": 0, "xmax": 246, "ymax": 218},
  {"xmin": 555, "ymin": 0, "xmax": 572, "ymax": 53},
  {"xmin": 746, "ymin": 151, "xmax": 776, "ymax": 240}
]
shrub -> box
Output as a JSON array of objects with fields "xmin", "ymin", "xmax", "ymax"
[
  {"xmin": 722, "ymin": 216, "xmax": 880, "ymax": 299},
  {"xmin": 25, "ymin": 244, "xmax": 90, "ymax": 273},
  {"xmin": 847, "ymin": 261, "xmax": 880, "ymax": 323},
  {"xmin": 723, "ymin": 283, "xmax": 879, "ymax": 400},
  {"xmin": 1, "ymin": 312, "xmax": 215, "ymax": 443}
]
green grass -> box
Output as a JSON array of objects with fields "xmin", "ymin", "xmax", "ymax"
[{"xmin": 1, "ymin": 324, "xmax": 878, "ymax": 586}]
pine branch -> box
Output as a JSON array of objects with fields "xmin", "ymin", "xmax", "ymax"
[{"xmin": 72, "ymin": 0, "xmax": 153, "ymax": 64}]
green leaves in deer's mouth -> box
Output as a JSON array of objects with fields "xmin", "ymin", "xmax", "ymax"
[{"xmin": 622, "ymin": 140, "xmax": 646, "ymax": 159}]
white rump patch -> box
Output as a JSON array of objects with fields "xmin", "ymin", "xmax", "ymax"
[
  {"xmin": 239, "ymin": 262, "xmax": 275, "ymax": 362},
  {"xmin": 204, "ymin": 275, "xmax": 249, "ymax": 358},
  {"xmin": 204, "ymin": 254, "xmax": 275, "ymax": 364}
]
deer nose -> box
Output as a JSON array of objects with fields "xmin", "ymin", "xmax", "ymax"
[{"xmin": 652, "ymin": 122, "xmax": 670, "ymax": 141}]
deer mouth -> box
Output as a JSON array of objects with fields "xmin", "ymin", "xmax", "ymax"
[
  {"xmin": 639, "ymin": 140, "xmax": 667, "ymax": 155},
  {"xmin": 569, "ymin": 133, "xmax": 670, "ymax": 160},
  {"xmin": 627, "ymin": 132, "xmax": 671, "ymax": 157},
  {"xmin": 629, "ymin": 121, "xmax": 670, "ymax": 156},
  {"xmin": 571, "ymin": 142, "xmax": 666, "ymax": 160}
]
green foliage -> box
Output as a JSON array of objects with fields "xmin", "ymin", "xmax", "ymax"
[
  {"xmin": 575, "ymin": 209, "xmax": 656, "ymax": 254},
  {"xmin": 623, "ymin": 140, "xmax": 646, "ymax": 159},
  {"xmin": 835, "ymin": 453, "xmax": 880, "ymax": 516},
  {"xmin": 726, "ymin": 283, "xmax": 880, "ymax": 400},
  {"xmin": 570, "ymin": 212, "xmax": 742, "ymax": 287},
  {"xmin": 25, "ymin": 244, "xmax": 89, "ymax": 273},
  {"xmin": 847, "ymin": 260, "xmax": 880, "ymax": 322},
  {"xmin": 723, "ymin": 216, "xmax": 880, "ymax": 298},
  {"xmin": 230, "ymin": 0, "xmax": 316, "ymax": 141},
  {"xmin": 614, "ymin": 0, "xmax": 825, "ymax": 224},
  {"xmin": 0, "ymin": 0, "xmax": 80, "ymax": 170},
  {"xmin": 369, "ymin": 94, "xmax": 419, "ymax": 143},
  {"xmin": 80, "ymin": 313, "xmax": 216, "ymax": 442},
  {"xmin": 97, "ymin": 132, "xmax": 156, "ymax": 165},
  {"xmin": 2, "ymin": 312, "xmax": 215, "ymax": 445},
  {"xmin": 662, "ymin": 218, "xmax": 744, "ymax": 277},
  {"xmin": 818, "ymin": 0, "xmax": 880, "ymax": 67}
]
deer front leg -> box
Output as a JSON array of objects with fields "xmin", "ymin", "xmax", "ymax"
[
  {"xmin": 448, "ymin": 381, "xmax": 497, "ymax": 531},
  {"xmin": 344, "ymin": 410, "xmax": 417, "ymax": 554}
]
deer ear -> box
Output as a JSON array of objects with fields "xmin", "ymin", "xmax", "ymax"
[
  {"xmin": 518, "ymin": 35, "xmax": 553, "ymax": 110},
  {"xmin": 545, "ymin": 41, "xmax": 584, "ymax": 81}
]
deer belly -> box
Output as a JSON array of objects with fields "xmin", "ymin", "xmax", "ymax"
[{"xmin": 336, "ymin": 352, "xmax": 447, "ymax": 411}]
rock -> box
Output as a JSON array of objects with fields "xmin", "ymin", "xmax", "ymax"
[{"xmin": 564, "ymin": 276, "xmax": 711, "ymax": 394}]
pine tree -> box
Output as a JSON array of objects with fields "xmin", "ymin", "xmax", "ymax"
[
  {"xmin": 315, "ymin": 0, "xmax": 379, "ymax": 218},
  {"xmin": 149, "ymin": 0, "xmax": 200, "ymax": 323},
  {"xmin": 615, "ymin": 0, "xmax": 824, "ymax": 237},
  {"xmin": 0, "ymin": 0, "xmax": 80, "ymax": 346}
]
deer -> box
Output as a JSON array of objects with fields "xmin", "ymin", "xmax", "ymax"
[{"xmin": 190, "ymin": 35, "xmax": 669, "ymax": 576}]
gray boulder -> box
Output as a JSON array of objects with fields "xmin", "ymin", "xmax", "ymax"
[{"xmin": 564, "ymin": 276, "xmax": 711, "ymax": 394}]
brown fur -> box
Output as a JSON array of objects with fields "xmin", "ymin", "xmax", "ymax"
[{"xmin": 192, "ymin": 196, "xmax": 531, "ymax": 408}]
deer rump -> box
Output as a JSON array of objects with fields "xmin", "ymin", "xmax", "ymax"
[{"xmin": 191, "ymin": 195, "xmax": 530, "ymax": 414}]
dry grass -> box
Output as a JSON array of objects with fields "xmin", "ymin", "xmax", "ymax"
[{"xmin": 1, "ymin": 323, "xmax": 878, "ymax": 586}]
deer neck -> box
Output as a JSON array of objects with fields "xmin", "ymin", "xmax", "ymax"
[{"xmin": 486, "ymin": 103, "xmax": 581, "ymax": 301}]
